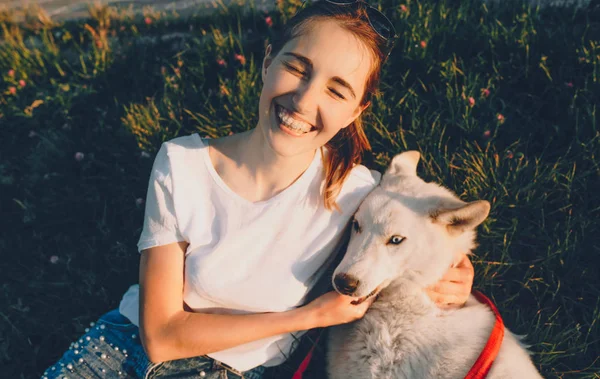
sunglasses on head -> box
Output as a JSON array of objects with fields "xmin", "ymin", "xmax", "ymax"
[{"xmin": 299, "ymin": 0, "xmax": 397, "ymax": 58}]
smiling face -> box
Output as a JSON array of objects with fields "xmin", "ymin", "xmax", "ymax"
[{"xmin": 258, "ymin": 19, "xmax": 373, "ymax": 157}]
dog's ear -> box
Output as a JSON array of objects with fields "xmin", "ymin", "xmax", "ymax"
[
  {"xmin": 385, "ymin": 151, "xmax": 420, "ymax": 177},
  {"xmin": 431, "ymin": 200, "xmax": 490, "ymax": 236}
]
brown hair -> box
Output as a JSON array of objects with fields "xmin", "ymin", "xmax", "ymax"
[{"xmin": 269, "ymin": 2, "xmax": 389, "ymax": 212}]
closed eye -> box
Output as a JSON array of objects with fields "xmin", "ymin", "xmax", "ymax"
[
  {"xmin": 283, "ymin": 61, "xmax": 306, "ymax": 76},
  {"xmin": 283, "ymin": 62, "xmax": 346, "ymax": 100},
  {"xmin": 329, "ymin": 88, "xmax": 345, "ymax": 99}
]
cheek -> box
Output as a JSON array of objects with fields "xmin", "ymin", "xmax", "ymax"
[
  {"xmin": 319, "ymin": 107, "xmax": 354, "ymax": 134},
  {"xmin": 266, "ymin": 68, "xmax": 297, "ymax": 93}
]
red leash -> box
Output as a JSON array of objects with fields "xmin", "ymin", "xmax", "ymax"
[
  {"xmin": 291, "ymin": 290, "xmax": 504, "ymax": 379},
  {"xmin": 291, "ymin": 329, "xmax": 323, "ymax": 379}
]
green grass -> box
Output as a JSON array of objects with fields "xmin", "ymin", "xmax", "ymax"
[{"xmin": 1, "ymin": 0, "xmax": 598, "ymax": 377}]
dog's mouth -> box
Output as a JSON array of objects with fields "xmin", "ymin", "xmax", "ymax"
[{"xmin": 351, "ymin": 283, "xmax": 384, "ymax": 305}]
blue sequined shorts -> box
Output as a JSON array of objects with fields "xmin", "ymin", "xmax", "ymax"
[{"xmin": 40, "ymin": 309, "xmax": 266, "ymax": 379}]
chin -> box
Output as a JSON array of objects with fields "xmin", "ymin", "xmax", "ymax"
[
  {"xmin": 259, "ymin": 109, "xmax": 315, "ymax": 157},
  {"xmin": 267, "ymin": 133, "xmax": 313, "ymax": 158}
]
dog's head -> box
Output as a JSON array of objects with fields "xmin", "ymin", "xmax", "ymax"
[{"xmin": 332, "ymin": 151, "xmax": 490, "ymax": 303}]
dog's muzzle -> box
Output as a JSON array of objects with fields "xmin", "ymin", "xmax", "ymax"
[{"xmin": 334, "ymin": 273, "xmax": 360, "ymax": 295}]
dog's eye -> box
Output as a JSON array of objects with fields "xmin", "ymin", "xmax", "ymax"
[
  {"xmin": 352, "ymin": 219, "xmax": 361, "ymax": 233},
  {"xmin": 388, "ymin": 235, "xmax": 405, "ymax": 245}
]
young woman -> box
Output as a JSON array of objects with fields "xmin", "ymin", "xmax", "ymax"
[{"xmin": 41, "ymin": 2, "xmax": 474, "ymax": 378}]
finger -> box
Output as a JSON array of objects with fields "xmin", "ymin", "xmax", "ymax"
[
  {"xmin": 349, "ymin": 293, "xmax": 377, "ymax": 310},
  {"xmin": 425, "ymin": 288, "xmax": 463, "ymax": 307},
  {"xmin": 437, "ymin": 303, "xmax": 461, "ymax": 310},
  {"xmin": 366, "ymin": 294, "xmax": 377, "ymax": 306},
  {"xmin": 453, "ymin": 254, "xmax": 474, "ymax": 271},
  {"xmin": 440, "ymin": 266, "xmax": 474, "ymax": 284},
  {"xmin": 358, "ymin": 296, "xmax": 377, "ymax": 315},
  {"xmin": 337, "ymin": 292, "xmax": 360, "ymax": 302},
  {"xmin": 350, "ymin": 294, "xmax": 374, "ymax": 306},
  {"xmin": 427, "ymin": 280, "xmax": 466, "ymax": 296}
]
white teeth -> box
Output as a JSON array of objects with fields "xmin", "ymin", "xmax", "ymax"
[{"xmin": 277, "ymin": 105, "xmax": 312, "ymax": 133}]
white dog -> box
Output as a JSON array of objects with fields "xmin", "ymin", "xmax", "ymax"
[{"xmin": 327, "ymin": 151, "xmax": 543, "ymax": 379}]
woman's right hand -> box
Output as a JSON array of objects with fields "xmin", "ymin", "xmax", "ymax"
[{"xmin": 302, "ymin": 290, "xmax": 375, "ymax": 328}]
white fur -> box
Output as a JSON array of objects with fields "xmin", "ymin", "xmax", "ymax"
[{"xmin": 327, "ymin": 151, "xmax": 543, "ymax": 379}]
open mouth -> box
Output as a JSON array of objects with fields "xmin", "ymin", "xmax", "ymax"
[
  {"xmin": 351, "ymin": 283, "xmax": 384, "ymax": 305},
  {"xmin": 274, "ymin": 104, "xmax": 317, "ymax": 136}
]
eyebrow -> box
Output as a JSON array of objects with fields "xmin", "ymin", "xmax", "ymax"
[{"xmin": 282, "ymin": 52, "xmax": 357, "ymax": 99}]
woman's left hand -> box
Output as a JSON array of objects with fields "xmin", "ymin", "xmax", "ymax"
[{"xmin": 425, "ymin": 253, "xmax": 474, "ymax": 309}]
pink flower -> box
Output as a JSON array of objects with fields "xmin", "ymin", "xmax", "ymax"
[
  {"xmin": 8, "ymin": 69, "xmax": 15, "ymax": 77},
  {"xmin": 505, "ymin": 150, "xmax": 514, "ymax": 159},
  {"xmin": 265, "ymin": 16, "xmax": 273, "ymax": 27},
  {"xmin": 228, "ymin": 131, "xmax": 234, "ymax": 136},
  {"xmin": 420, "ymin": 40, "xmax": 427, "ymax": 49},
  {"xmin": 400, "ymin": 4, "xmax": 408, "ymax": 12},
  {"xmin": 234, "ymin": 54, "xmax": 246, "ymax": 65},
  {"xmin": 120, "ymin": 26, "xmax": 126, "ymax": 32},
  {"xmin": 481, "ymin": 88, "xmax": 490, "ymax": 98},
  {"xmin": 136, "ymin": 198, "xmax": 144, "ymax": 206},
  {"xmin": 173, "ymin": 68, "xmax": 180, "ymax": 76},
  {"xmin": 18, "ymin": 80, "xmax": 26, "ymax": 88},
  {"xmin": 565, "ymin": 82, "xmax": 573, "ymax": 88},
  {"xmin": 468, "ymin": 97, "xmax": 475, "ymax": 107},
  {"xmin": 216, "ymin": 58, "xmax": 226, "ymax": 67},
  {"xmin": 28, "ymin": 130, "xmax": 37, "ymax": 138},
  {"xmin": 497, "ymin": 113, "xmax": 505, "ymax": 124},
  {"xmin": 9, "ymin": 86, "xmax": 16, "ymax": 95},
  {"xmin": 74, "ymin": 152, "xmax": 85, "ymax": 161},
  {"xmin": 145, "ymin": 17, "xmax": 152, "ymax": 25},
  {"xmin": 50, "ymin": 255, "xmax": 59, "ymax": 264},
  {"xmin": 482, "ymin": 130, "xmax": 492, "ymax": 139}
]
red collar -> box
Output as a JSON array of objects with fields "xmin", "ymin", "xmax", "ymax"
[
  {"xmin": 465, "ymin": 290, "xmax": 505, "ymax": 378},
  {"xmin": 292, "ymin": 290, "xmax": 504, "ymax": 379}
]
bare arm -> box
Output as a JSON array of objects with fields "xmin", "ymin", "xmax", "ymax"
[{"xmin": 139, "ymin": 241, "xmax": 370, "ymax": 363}]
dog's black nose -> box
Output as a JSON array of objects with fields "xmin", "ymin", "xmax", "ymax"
[{"xmin": 334, "ymin": 273, "xmax": 360, "ymax": 295}]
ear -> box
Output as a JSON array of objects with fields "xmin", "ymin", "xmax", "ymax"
[
  {"xmin": 431, "ymin": 200, "xmax": 491, "ymax": 236},
  {"xmin": 384, "ymin": 151, "xmax": 421, "ymax": 177},
  {"xmin": 261, "ymin": 44, "xmax": 273, "ymax": 83},
  {"xmin": 341, "ymin": 100, "xmax": 371, "ymax": 129}
]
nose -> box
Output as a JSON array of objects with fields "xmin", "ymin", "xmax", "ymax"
[
  {"xmin": 334, "ymin": 273, "xmax": 360, "ymax": 295},
  {"xmin": 291, "ymin": 80, "xmax": 318, "ymax": 115}
]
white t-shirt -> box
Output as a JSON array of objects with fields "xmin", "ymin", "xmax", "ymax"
[{"xmin": 118, "ymin": 133, "xmax": 381, "ymax": 371}]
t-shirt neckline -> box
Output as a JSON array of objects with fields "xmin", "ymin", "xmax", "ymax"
[{"xmin": 193, "ymin": 133, "xmax": 322, "ymax": 206}]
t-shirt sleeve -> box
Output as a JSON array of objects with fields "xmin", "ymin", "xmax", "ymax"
[
  {"xmin": 137, "ymin": 143, "xmax": 186, "ymax": 253},
  {"xmin": 367, "ymin": 168, "xmax": 382, "ymax": 185}
]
